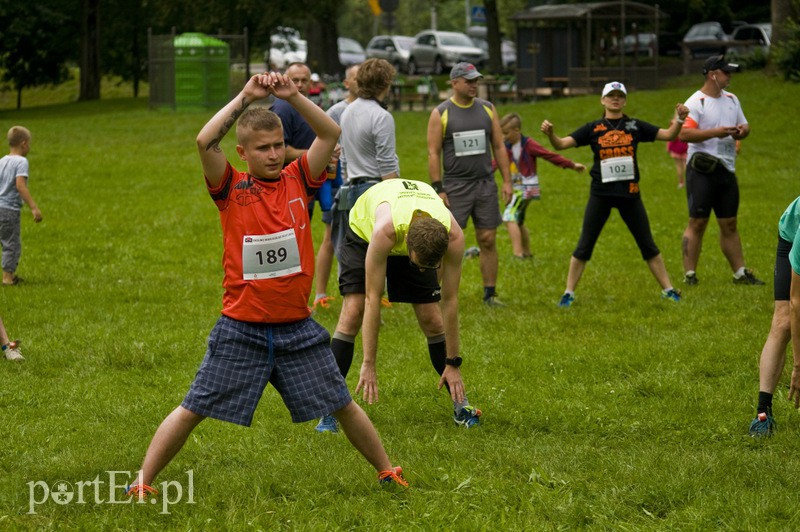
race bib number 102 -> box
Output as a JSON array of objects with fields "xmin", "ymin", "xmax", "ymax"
[{"xmin": 242, "ymin": 229, "xmax": 301, "ymax": 280}]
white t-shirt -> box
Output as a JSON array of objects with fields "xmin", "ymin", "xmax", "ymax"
[
  {"xmin": 0, "ymin": 155, "xmax": 29, "ymax": 211},
  {"xmin": 683, "ymin": 89, "xmax": 747, "ymax": 173}
]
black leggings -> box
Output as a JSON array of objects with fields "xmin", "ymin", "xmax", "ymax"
[{"xmin": 573, "ymin": 194, "xmax": 660, "ymax": 261}]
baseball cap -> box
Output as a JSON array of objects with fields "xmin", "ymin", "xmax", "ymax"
[
  {"xmin": 601, "ymin": 81, "xmax": 627, "ymax": 97},
  {"xmin": 703, "ymin": 54, "xmax": 740, "ymax": 75},
  {"xmin": 450, "ymin": 62, "xmax": 483, "ymax": 80}
]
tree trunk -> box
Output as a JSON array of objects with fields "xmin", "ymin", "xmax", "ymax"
[
  {"xmin": 79, "ymin": 0, "xmax": 101, "ymax": 101},
  {"xmin": 772, "ymin": 0, "xmax": 796, "ymax": 49},
  {"xmin": 304, "ymin": 0, "xmax": 342, "ymax": 76},
  {"xmin": 16, "ymin": 86, "xmax": 22, "ymax": 110},
  {"xmin": 485, "ymin": 0, "xmax": 502, "ymax": 74}
]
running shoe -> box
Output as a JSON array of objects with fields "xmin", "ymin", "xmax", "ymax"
[
  {"xmin": 312, "ymin": 295, "xmax": 335, "ymax": 310},
  {"xmin": 661, "ymin": 288, "xmax": 682, "ymax": 302},
  {"xmin": 748, "ymin": 411, "xmax": 776, "ymax": 437},
  {"xmin": 380, "ymin": 296, "xmax": 393, "ymax": 308},
  {"xmin": 733, "ymin": 269, "xmax": 765, "ymax": 285},
  {"xmin": 483, "ymin": 295, "xmax": 506, "ymax": 307},
  {"xmin": 463, "ymin": 246, "xmax": 480, "ymax": 259},
  {"xmin": 315, "ymin": 415, "xmax": 339, "ymax": 434},
  {"xmin": 378, "ymin": 466, "xmax": 409, "ymax": 487},
  {"xmin": 126, "ymin": 483, "xmax": 159, "ymax": 500},
  {"xmin": 3, "ymin": 340, "xmax": 23, "ymax": 361},
  {"xmin": 454, "ymin": 405, "xmax": 482, "ymax": 428},
  {"xmin": 557, "ymin": 293, "xmax": 575, "ymax": 308},
  {"xmin": 683, "ymin": 272, "xmax": 698, "ymax": 285}
]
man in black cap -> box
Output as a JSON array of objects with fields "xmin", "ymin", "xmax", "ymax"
[
  {"xmin": 426, "ymin": 62, "xmax": 512, "ymax": 307},
  {"xmin": 678, "ymin": 54, "xmax": 763, "ymax": 286}
]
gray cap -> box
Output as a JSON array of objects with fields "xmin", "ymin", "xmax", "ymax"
[{"xmin": 450, "ymin": 62, "xmax": 483, "ymax": 80}]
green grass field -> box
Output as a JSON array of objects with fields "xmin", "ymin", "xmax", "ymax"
[{"xmin": 1, "ymin": 71, "xmax": 799, "ymax": 530}]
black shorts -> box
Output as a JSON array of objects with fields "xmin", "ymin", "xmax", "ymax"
[
  {"xmin": 337, "ymin": 224, "xmax": 441, "ymax": 304},
  {"xmin": 573, "ymin": 194, "xmax": 660, "ymax": 262},
  {"xmin": 774, "ymin": 237, "xmax": 792, "ymax": 301},
  {"xmin": 685, "ymin": 156, "xmax": 739, "ymax": 219}
]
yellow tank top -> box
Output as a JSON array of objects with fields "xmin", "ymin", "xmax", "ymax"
[{"xmin": 349, "ymin": 179, "xmax": 452, "ymax": 255}]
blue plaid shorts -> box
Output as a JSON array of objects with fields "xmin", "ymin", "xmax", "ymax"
[{"xmin": 182, "ymin": 315, "xmax": 352, "ymax": 426}]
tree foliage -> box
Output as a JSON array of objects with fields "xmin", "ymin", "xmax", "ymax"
[{"xmin": 0, "ymin": 1, "xmax": 76, "ymax": 108}]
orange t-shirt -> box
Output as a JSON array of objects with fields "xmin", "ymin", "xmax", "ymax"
[{"xmin": 206, "ymin": 156, "xmax": 325, "ymax": 323}]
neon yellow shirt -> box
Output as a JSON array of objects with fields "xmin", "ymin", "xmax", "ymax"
[{"xmin": 349, "ymin": 179, "xmax": 452, "ymax": 256}]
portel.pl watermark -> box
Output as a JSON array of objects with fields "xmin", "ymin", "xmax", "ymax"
[{"xmin": 27, "ymin": 470, "xmax": 194, "ymax": 515}]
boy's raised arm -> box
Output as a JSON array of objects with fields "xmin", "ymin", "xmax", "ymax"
[{"xmin": 196, "ymin": 74, "xmax": 273, "ymax": 187}]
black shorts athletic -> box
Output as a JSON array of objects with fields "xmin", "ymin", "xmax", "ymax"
[
  {"xmin": 774, "ymin": 237, "xmax": 792, "ymax": 301},
  {"xmin": 573, "ymin": 194, "xmax": 660, "ymax": 262},
  {"xmin": 337, "ymin": 223, "xmax": 441, "ymax": 304},
  {"xmin": 685, "ymin": 156, "xmax": 740, "ymax": 219}
]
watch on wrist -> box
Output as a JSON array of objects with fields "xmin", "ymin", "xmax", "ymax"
[{"xmin": 444, "ymin": 356, "xmax": 462, "ymax": 368}]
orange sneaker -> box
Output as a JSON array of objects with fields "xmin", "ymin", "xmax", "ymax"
[{"xmin": 378, "ymin": 466, "xmax": 408, "ymax": 487}]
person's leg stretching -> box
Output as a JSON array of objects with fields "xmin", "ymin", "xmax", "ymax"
[
  {"xmin": 333, "ymin": 401, "xmax": 393, "ymax": 472},
  {"xmin": 566, "ymin": 196, "xmax": 611, "ymax": 294},
  {"xmin": 134, "ymin": 406, "xmax": 205, "ymax": 488},
  {"xmin": 758, "ymin": 301, "xmax": 791, "ymax": 397},
  {"xmin": 315, "ymin": 223, "xmax": 335, "ymax": 300}
]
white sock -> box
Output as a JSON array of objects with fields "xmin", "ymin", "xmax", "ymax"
[{"xmin": 734, "ymin": 267, "xmax": 746, "ymax": 278}]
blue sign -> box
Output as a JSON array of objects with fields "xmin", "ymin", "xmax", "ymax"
[{"xmin": 471, "ymin": 6, "xmax": 486, "ymax": 24}]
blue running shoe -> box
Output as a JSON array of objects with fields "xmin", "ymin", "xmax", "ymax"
[
  {"xmin": 315, "ymin": 415, "xmax": 339, "ymax": 434},
  {"xmin": 454, "ymin": 405, "xmax": 482, "ymax": 428},
  {"xmin": 464, "ymin": 246, "xmax": 480, "ymax": 259},
  {"xmin": 661, "ymin": 288, "xmax": 682, "ymax": 302},
  {"xmin": 749, "ymin": 412, "xmax": 776, "ymax": 437},
  {"xmin": 558, "ymin": 293, "xmax": 574, "ymax": 308}
]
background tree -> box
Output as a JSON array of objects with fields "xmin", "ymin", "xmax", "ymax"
[
  {"xmin": 0, "ymin": 1, "xmax": 76, "ymax": 109},
  {"xmin": 79, "ymin": 0, "xmax": 101, "ymax": 101}
]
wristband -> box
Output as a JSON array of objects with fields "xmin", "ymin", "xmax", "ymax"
[
  {"xmin": 676, "ymin": 118, "xmax": 685, "ymax": 124},
  {"xmin": 430, "ymin": 180, "xmax": 444, "ymax": 194}
]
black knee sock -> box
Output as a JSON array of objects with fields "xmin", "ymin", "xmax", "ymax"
[
  {"xmin": 757, "ymin": 391, "xmax": 773, "ymax": 415},
  {"xmin": 427, "ymin": 335, "xmax": 448, "ymax": 392},
  {"xmin": 331, "ymin": 333, "xmax": 355, "ymax": 377}
]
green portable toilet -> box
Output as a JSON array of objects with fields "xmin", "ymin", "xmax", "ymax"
[{"xmin": 174, "ymin": 33, "xmax": 230, "ymax": 109}]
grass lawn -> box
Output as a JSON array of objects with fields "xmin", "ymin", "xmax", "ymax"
[{"xmin": 1, "ymin": 71, "xmax": 799, "ymax": 530}]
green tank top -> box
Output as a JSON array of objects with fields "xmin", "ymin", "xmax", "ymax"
[
  {"xmin": 349, "ymin": 179, "xmax": 452, "ymax": 256},
  {"xmin": 779, "ymin": 195, "xmax": 800, "ymax": 274}
]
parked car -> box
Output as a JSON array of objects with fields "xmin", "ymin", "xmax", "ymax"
[
  {"xmin": 621, "ymin": 33, "xmax": 657, "ymax": 57},
  {"xmin": 265, "ymin": 30, "xmax": 307, "ymax": 69},
  {"xmin": 338, "ymin": 37, "xmax": 366, "ymax": 67},
  {"xmin": 366, "ymin": 35, "xmax": 416, "ymax": 72},
  {"xmin": 727, "ymin": 23, "xmax": 771, "ymax": 59},
  {"xmin": 407, "ymin": 30, "xmax": 486, "ymax": 75},
  {"xmin": 682, "ymin": 21, "xmax": 730, "ymax": 58},
  {"xmin": 466, "ymin": 26, "xmax": 516, "ymax": 71}
]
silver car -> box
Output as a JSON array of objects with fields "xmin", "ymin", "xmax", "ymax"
[
  {"xmin": 366, "ymin": 35, "xmax": 415, "ymax": 72},
  {"xmin": 407, "ymin": 30, "xmax": 486, "ymax": 75}
]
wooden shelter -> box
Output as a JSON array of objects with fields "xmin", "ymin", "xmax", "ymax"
[{"xmin": 510, "ymin": 1, "xmax": 668, "ymax": 97}]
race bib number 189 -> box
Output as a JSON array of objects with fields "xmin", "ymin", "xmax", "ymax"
[{"xmin": 242, "ymin": 229, "xmax": 301, "ymax": 280}]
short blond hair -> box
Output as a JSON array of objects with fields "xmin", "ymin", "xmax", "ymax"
[
  {"xmin": 236, "ymin": 107, "xmax": 283, "ymax": 146},
  {"xmin": 500, "ymin": 113, "xmax": 521, "ymax": 130},
  {"xmin": 7, "ymin": 126, "xmax": 31, "ymax": 147}
]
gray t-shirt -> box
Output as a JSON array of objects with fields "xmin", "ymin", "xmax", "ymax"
[
  {"xmin": 339, "ymin": 98, "xmax": 399, "ymax": 181},
  {"xmin": 0, "ymin": 155, "xmax": 29, "ymax": 211}
]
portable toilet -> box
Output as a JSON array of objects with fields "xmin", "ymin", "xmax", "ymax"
[{"xmin": 174, "ymin": 33, "xmax": 230, "ymax": 109}]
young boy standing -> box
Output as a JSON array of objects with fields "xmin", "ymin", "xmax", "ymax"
[
  {"xmin": 0, "ymin": 126, "xmax": 43, "ymax": 286},
  {"xmin": 127, "ymin": 72, "xmax": 405, "ymax": 497},
  {"xmin": 499, "ymin": 113, "xmax": 585, "ymax": 259}
]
